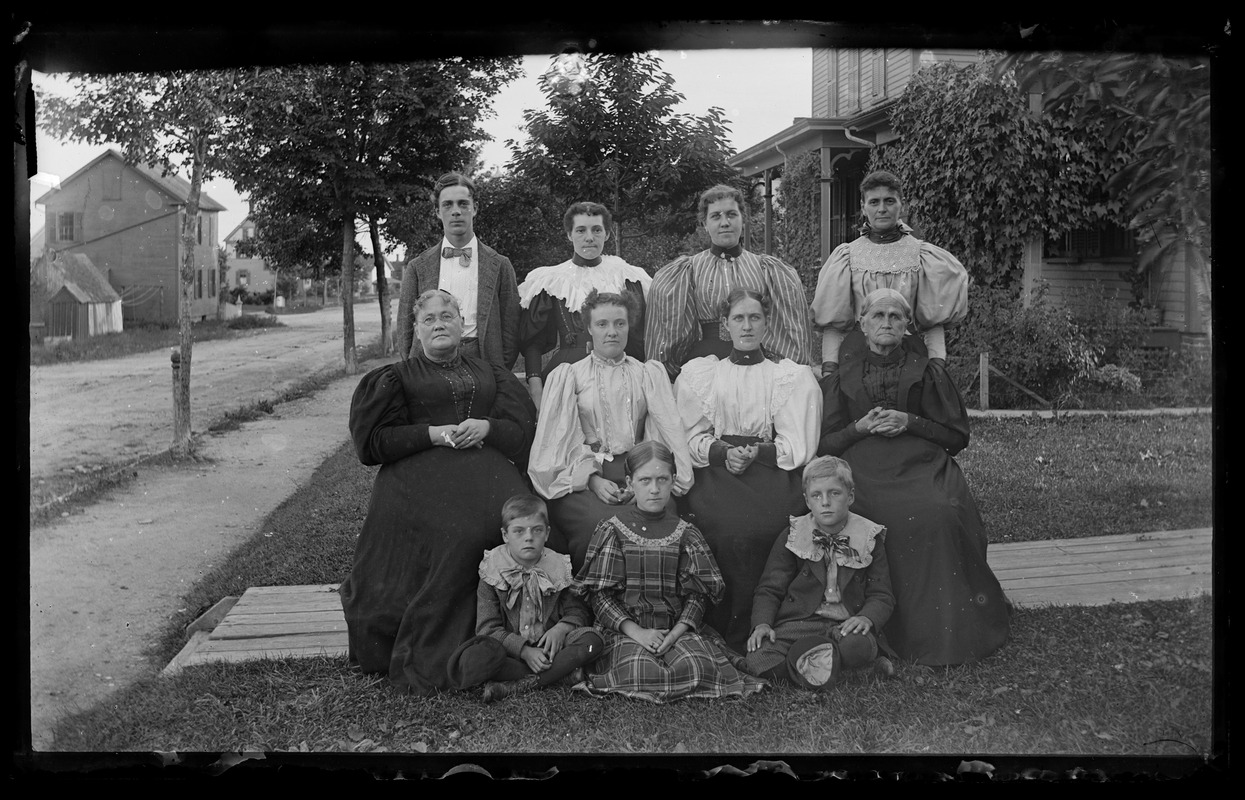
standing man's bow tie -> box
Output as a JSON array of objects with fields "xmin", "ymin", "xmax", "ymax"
[{"xmin": 442, "ymin": 246, "xmax": 472, "ymax": 267}]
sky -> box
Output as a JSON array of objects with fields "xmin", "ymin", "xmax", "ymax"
[{"xmin": 29, "ymin": 49, "xmax": 811, "ymax": 260}]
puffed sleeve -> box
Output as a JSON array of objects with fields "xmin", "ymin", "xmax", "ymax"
[
  {"xmin": 674, "ymin": 357, "xmax": 718, "ymax": 468},
  {"xmin": 644, "ymin": 256, "xmax": 697, "ymax": 379},
  {"xmin": 914, "ymin": 242, "xmax": 969, "ymax": 332},
  {"xmin": 349, "ymin": 364, "xmax": 433, "ymax": 466},
  {"xmin": 485, "ymin": 362, "xmax": 539, "ymax": 465},
  {"xmin": 905, "ymin": 359, "xmax": 971, "ymax": 456},
  {"xmin": 639, "ymin": 360, "xmax": 694, "ymax": 496},
  {"xmin": 528, "ymin": 362, "xmax": 597, "ymax": 499},
  {"xmin": 575, "ymin": 520, "xmax": 633, "ymax": 632},
  {"xmin": 517, "ymin": 289, "xmax": 560, "ymax": 380},
  {"xmin": 771, "ymin": 361, "xmax": 822, "ymax": 471},
  {"xmin": 810, "ymin": 243, "xmax": 855, "ymax": 365},
  {"xmin": 759, "ymin": 254, "xmax": 813, "ymax": 366},
  {"xmin": 675, "ymin": 525, "xmax": 726, "ymax": 629}
]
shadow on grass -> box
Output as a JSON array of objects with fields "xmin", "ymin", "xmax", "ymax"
[{"xmin": 50, "ymin": 596, "xmax": 1214, "ymax": 769}]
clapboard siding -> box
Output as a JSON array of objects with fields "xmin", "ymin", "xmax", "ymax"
[
  {"xmin": 812, "ymin": 47, "xmax": 831, "ymax": 117},
  {"xmin": 887, "ymin": 48, "xmax": 915, "ymax": 98},
  {"xmin": 38, "ymin": 150, "xmax": 222, "ymax": 323},
  {"xmin": 1037, "ymin": 261, "xmax": 1134, "ymax": 309},
  {"xmin": 818, "ymin": 48, "xmax": 978, "ymax": 122}
]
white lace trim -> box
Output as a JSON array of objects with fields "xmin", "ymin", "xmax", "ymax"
[
  {"xmin": 517, "ymin": 256, "xmax": 652, "ymax": 310},
  {"xmin": 679, "ymin": 356, "xmax": 721, "ymax": 429},
  {"xmin": 847, "ymin": 235, "xmax": 922, "ymax": 274},
  {"xmin": 769, "ymin": 359, "xmax": 803, "ymax": 417},
  {"xmin": 784, "ymin": 513, "xmax": 881, "ymax": 569},
  {"xmin": 610, "ymin": 516, "xmax": 687, "ymax": 548}
]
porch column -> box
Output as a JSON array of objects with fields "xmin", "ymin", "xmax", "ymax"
[
  {"xmin": 763, "ymin": 167, "xmax": 774, "ymax": 255},
  {"xmin": 819, "ymin": 145, "xmax": 833, "ymax": 263}
]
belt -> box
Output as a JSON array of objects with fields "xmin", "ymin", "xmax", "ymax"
[{"xmin": 700, "ymin": 321, "xmax": 723, "ymax": 340}]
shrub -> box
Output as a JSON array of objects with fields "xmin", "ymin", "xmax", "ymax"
[
  {"xmin": 226, "ymin": 314, "xmax": 282, "ymax": 330},
  {"xmin": 948, "ymin": 282, "xmax": 1097, "ymax": 409}
]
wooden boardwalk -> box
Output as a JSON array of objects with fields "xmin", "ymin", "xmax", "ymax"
[{"xmin": 162, "ymin": 528, "xmax": 1212, "ymax": 675}]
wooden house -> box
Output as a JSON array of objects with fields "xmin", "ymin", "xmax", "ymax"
[
  {"xmin": 223, "ymin": 216, "xmax": 278, "ymax": 296},
  {"xmin": 728, "ymin": 47, "xmax": 1207, "ymax": 349},
  {"xmin": 33, "ymin": 148, "xmax": 226, "ymax": 324},
  {"xmin": 33, "ymin": 252, "xmax": 123, "ymax": 341}
]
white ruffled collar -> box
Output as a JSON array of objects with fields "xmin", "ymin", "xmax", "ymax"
[
  {"xmin": 517, "ymin": 255, "xmax": 652, "ymax": 309},
  {"xmin": 478, "ymin": 544, "xmax": 574, "ymax": 593},
  {"xmin": 784, "ymin": 512, "xmax": 882, "ymax": 569}
]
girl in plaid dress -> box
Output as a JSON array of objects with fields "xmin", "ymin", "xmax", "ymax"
[{"xmin": 575, "ymin": 441, "xmax": 767, "ymax": 703}]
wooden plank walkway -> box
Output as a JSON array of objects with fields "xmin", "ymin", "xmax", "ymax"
[{"xmin": 162, "ymin": 528, "xmax": 1213, "ymax": 674}]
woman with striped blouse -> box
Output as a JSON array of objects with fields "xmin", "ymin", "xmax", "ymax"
[{"xmin": 644, "ymin": 185, "xmax": 813, "ymax": 381}]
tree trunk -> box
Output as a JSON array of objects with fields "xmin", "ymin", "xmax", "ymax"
[
  {"xmin": 341, "ymin": 215, "xmax": 358, "ymax": 374},
  {"xmin": 172, "ymin": 136, "xmax": 206, "ymax": 457},
  {"xmin": 369, "ymin": 216, "xmax": 392, "ymax": 355}
]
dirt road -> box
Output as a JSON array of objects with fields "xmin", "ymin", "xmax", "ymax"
[
  {"xmin": 27, "ymin": 302, "xmax": 391, "ymax": 752},
  {"xmin": 29, "ymin": 303, "xmax": 387, "ymax": 481}
]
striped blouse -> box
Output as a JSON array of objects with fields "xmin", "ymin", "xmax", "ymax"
[{"xmin": 644, "ymin": 248, "xmax": 812, "ymax": 376}]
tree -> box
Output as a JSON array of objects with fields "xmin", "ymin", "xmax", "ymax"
[
  {"xmin": 996, "ymin": 51, "xmax": 1212, "ymax": 336},
  {"xmin": 236, "ymin": 190, "xmax": 344, "ymax": 303},
  {"xmin": 508, "ymin": 52, "xmax": 739, "ymax": 259},
  {"xmin": 228, "ymin": 59, "xmax": 521, "ymax": 369},
  {"xmin": 43, "ymin": 70, "xmax": 247, "ymax": 456}
]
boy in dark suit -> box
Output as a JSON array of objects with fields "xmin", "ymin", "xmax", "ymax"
[
  {"xmin": 396, "ymin": 172, "xmax": 520, "ymax": 368},
  {"xmin": 742, "ymin": 455, "xmax": 896, "ymax": 689}
]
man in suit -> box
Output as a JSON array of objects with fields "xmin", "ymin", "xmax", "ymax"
[{"xmin": 397, "ymin": 172, "xmax": 520, "ymax": 368}]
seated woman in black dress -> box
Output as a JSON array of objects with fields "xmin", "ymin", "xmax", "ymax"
[
  {"xmin": 339, "ymin": 289, "xmax": 538, "ymax": 694},
  {"xmin": 673, "ymin": 287, "xmax": 822, "ymax": 653},
  {"xmin": 818, "ymin": 287, "xmax": 1009, "ymax": 666}
]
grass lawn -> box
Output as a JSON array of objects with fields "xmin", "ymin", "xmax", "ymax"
[
  {"xmin": 45, "ymin": 413, "xmax": 1218, "ymax": 769},
  {"xmin": 51, "ymin": 598, "xmax": 1215, "ymax": 766}
]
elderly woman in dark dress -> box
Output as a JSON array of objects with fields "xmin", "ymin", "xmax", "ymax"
[
  {"xmin": 339, "ymin": 289, "xmax": 537, "ymax": 694},
  {"xmin": 818, "ymin": 287, "xmax": 1009, "ymax": 666}
]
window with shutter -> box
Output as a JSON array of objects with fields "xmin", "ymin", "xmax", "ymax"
[
  {"xmin": 57, "ymin": 213, "xmax": 77, "ymax": 242},
  {"xmin": 1044, "ymin": 222, "xmax": 1134, "ymax": 260}
]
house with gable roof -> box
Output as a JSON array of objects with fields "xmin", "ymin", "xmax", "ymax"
[
  {"xmin": 33, "ymin": 148, "xmax": 226, "ymax": 324},
  {"xmin": 728, "ymin": 47, "xmax": 1206, "ymax": 350},
  {"xmin": 222, "ymin": 216, "xmax": 278, "ymax": 297}
]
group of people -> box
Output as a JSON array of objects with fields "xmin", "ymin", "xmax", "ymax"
[{"xmin": 338, "ymin": 170, "xmax": 1011, "ymax": 704}]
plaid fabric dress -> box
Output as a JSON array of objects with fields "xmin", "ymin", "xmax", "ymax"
[{"xmin": 576, "ymin": 506, "xmax": 767, "ymax": 703}]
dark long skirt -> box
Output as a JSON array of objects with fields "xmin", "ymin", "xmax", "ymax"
[
  {"xmin": 844, "ymin": 435, "xmax": 1009, "ymax": 666},
  {"xmin": 679, "ymin": 454, "xmax": 807, "ymax": 653},
  {"xmin": 339, "ymin": 446, "xmax": 529, "ymax": 695}
]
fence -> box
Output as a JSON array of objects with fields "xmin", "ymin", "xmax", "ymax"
[{"xmin": 966, "ymin": 344, "xmax": 1212, "ymax": 411}]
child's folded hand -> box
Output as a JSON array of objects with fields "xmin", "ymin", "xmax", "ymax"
[
  {"xmin": 538, "ymin": 624, "xmax": 569, "ymax": 656},
  {"xmin": 521, "ymin": 644, "xmax": 552, "ymax": 672},
  {"xmin": 747, "ymin": 624, "xmax": 775, "ymax": 652}
]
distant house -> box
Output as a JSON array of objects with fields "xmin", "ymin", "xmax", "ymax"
[
  {"xmin": 32, "ymin": 252, "xmax": 123, "ymax": 341},
  {"xmin": 33, "ymin": 148, "xmax": 225, "ymax": 324},
  {"xmin": 728, "ymin": 47, "xmax": 1206, "ymax": 349},
  {"xmin": 223, "ymin": 216, "xmax": 278, "ymax": 295}
]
